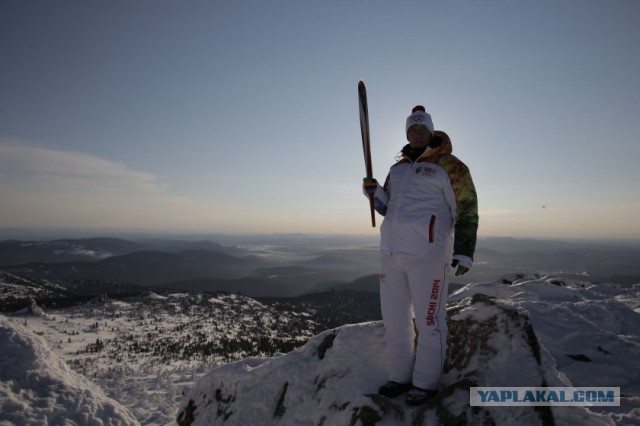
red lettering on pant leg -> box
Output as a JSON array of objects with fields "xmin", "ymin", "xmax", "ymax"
[
  {"xmin": 426, "ymin": 279, "xmax": 441, "ymax": 326},
  {"xmin": 431, "ymin": 279, "xmax": 440, "ymax": 300},
  {"xmin": 426, "ymin": 302, "xmax": 437, "ymax": 326}
]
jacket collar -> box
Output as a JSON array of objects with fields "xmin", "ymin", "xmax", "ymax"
[{"xmin": 401, "ymin": 130, "xmax": 453, "ymax": 163}]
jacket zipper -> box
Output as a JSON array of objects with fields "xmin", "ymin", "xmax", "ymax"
[{"xmin": 390, "ymin": 160, "xmax": 416, "ymax": 255}]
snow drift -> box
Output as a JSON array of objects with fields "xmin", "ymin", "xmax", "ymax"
[
  {"xmin": 0, "ymin": 316, "xmax": 139, "ymax": 426},
  {"xmin": 176, "ymin": 275, "xmax": 637, "ymax": 425}
]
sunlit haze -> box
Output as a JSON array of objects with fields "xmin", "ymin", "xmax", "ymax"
[{"xmin": 1, "ymin": 0, "xmax": 639, "ymax": 239}]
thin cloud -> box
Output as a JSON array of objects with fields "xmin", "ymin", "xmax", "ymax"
[
  {"xmin": 0, "ymin": 139, "xmax": 166, "ymax": 193},
  {"xmin": 0, "ymin": 139, "xmax": 264, "ymax": 231}
]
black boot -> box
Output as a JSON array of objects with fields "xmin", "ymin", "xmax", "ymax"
[
  {"xmin": 406, "ymin": 386, "xmax": 438, "ymax": 405},
  {"xmin": 377, "ymin": 381, "xmax": 412, "ymax": 398}
]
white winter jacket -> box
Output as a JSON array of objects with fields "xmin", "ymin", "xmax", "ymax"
[{"xmin": 371, "ymin": 131, "xmax": 478, "ymax": 262}]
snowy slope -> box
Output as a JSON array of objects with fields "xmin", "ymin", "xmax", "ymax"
[
  {"xmin": 449, "ymin": 273, "xmax": 640, "ymax": 424},
  {"xmin": 176, "ymin": 275, "xmax": 639, "ymax": 425},
  {"xmin": 1, "ymin": 291, "xmax": 323, "ymax": 425},
  {"xmin": 2, "ymin": 273, "xmax": 638, "ymax": 425},
  {"xmin": 0, "ymin": 315, "xmax": 139, "ymax": 426},
  {"xmin": 0, "ymin": 271, "xmax": 69, "ymax": 301}
]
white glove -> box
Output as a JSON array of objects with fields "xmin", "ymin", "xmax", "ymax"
[{"xmin": 451, "ymin": 254, "xmax": 473, "ymax": 276}]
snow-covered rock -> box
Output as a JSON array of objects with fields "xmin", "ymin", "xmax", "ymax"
[
  {"xmin": 176, "ymin": 278, "xmax": 623, "ymax": 425},
  {"xmin": 0, "ymin": 316, "xmax": 139, "ymax": 426}
]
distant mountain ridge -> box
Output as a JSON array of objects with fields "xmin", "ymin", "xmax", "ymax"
[
  {"xmin": 0, "ymin": 268, "xmax": 379, "ymax": 311},
  {"xmin": 3, "ymin": 235, "xmax": 640, "ymax": 300},
  {"xmin": 0, "ymin": 237, "xmax": 250, "ymax": 266},
  {"xmin": 0, "ymin": 237, "xmax": 381, "ymax": 297},
  {"xmin": 0, "ymin": 237, "xmax": 149, "ymax": 266},
  {"xmin": 1, "ymin": 249, "xmax": 271, "ymax": 288}
]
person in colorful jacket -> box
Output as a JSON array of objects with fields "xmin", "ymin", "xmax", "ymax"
[{"xmin": 362, "ymin": 105, "xmax": 478, "ymax": 405}]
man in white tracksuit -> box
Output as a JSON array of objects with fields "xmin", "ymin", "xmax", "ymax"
[{"xmin": 363, "ymin": 105, "xmax": 478, "ymax": 405}]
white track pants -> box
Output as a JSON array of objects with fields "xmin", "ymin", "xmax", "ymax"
[{"xmin": 380, "ymin": 252, "xmax": 449, "ymax": 390}]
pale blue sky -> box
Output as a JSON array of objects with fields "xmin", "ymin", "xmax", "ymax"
[{"xmin": 1, "ymin": 0, "xmax": 639, "ymax": 238}]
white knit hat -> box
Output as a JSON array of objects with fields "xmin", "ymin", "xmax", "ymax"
[{"xmin": 406, "ymin": 105, "xmax": 434, "ymax": 136}]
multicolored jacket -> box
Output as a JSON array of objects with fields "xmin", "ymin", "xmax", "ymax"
[{"xmin": 371, "ymin": 130, "xmax": 478, "ymax": 261}]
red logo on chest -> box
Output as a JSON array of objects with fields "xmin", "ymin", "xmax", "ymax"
[{"xmin": 415, "ymin": 166, "xmax": 437, "ymax": 176}]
